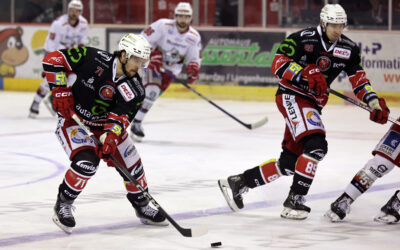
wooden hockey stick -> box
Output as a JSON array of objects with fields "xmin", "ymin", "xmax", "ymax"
[
  {"xmin": 329, "ymin": 88, "xmax": 400, "ymax": 126},
  {"xmin": 71, "ymin": 111, "xmax": 207, "ymax": 237},
  {"xmin": 160, "ymin": 68, "xmax": 268, "ymax": 129}
]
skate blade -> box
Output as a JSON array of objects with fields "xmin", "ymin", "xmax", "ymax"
[
  {"xmin": 52, "ymin": 214, "xmax": 73, "ymax": 234},
  {"xmin": 218, "ymin": 179, "xmax": 239, "ymax": 212},
  {"xmin": 374, "ymin": 213, "xmax": 399, "ymax": 224},
  {"xmin": 281, "ymin": 207, "xmax": 309, "ymax": 220},
  {"xmin": 324, "ymin": 209, "xmax": 342, "ymax": 222},
  {"xmin": 139, "ymin": 218, "xmax": 169, "ymax": 226},
  {"xmin": 28, "ymin": 112, "xmax": 38, "ymax": 119}
]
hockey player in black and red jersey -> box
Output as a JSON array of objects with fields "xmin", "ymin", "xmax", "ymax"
[
  {"xmin": 326, "ymin": 117, "xmax": 400, "ymax": 223},
  {"xmin": 218, "ymin": 4, "xmax": 390, "ymax": 220},
  {"xmin": 43, "ymin": 33, "xmax": 168, "ymax": 234}
]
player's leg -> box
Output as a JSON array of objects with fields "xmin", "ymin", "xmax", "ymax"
[
  {"xmin": 29, "ymin": 79, "xmax": 50, "ymax": 118},
  {"xmin": 281, "ymin": 133, "xmax": 327, "ymax": 220},
  {"xmin": 52, "ymin": 120, "xmax": 99, "ymax": 233},
  {"xmin": 112, "ymin": 135, "xmax": 168, "ymax": 226},
  {"xmin": 131, "ymin": 69, "xmax": 163, "ymax": 141},
  {"xmin": 325, "ymin": 155, "xmax": 395, "ymax": 221}
]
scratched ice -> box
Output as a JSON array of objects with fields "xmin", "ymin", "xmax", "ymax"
[{"xmin": 1, "ymin": 91, "xmax": 399, "ymax": 249}]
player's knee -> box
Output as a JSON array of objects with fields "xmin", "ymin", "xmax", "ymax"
[
  {"xmin": 71, "ymin": 149, "xmax": 100, "ymax": 177},
  {"xmin": 362, "ymin": 154, "xmax": 394, "ymax": 180},
  {"xmin": 277, "ymin": 148, "xmax": 298, "ymax": 176},
  {"xmin": 301, "ymin": 134, "xmax": 328, "ymax": 161}
]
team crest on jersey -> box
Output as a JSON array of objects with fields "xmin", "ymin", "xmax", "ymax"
[
  {"xmin": 70, "ymin": 128, "xmax": 92, "ymax": 144},
  {"xmin": 333, "ymin": 47, "xmax": 351, "ymax": 59},
  {"xmin": 316, "ymin": 56, "xmax": 331, "ymax": 72},
  {"xmin": 99, "ymin": 85, "xmax": 115, "ymax": 100}
]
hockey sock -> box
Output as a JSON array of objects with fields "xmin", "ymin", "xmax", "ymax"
[
  {"xmin": 121, "ymin": 161, "xmax": 148, "ymax": 204},
  {"xmin": 291, "ymin": 154, "xmax": 318, "ymax": 195},
  {"xmin": 243, "ymin": 159, "xmax": 281, "ymax": 188}
]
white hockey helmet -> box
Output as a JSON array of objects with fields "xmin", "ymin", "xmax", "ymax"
[
  {"xmin": 174, "ymin": 2, "xmax": 193, "ymax": 16},
  {"xmin": 118, "ymin": 33, "xmax": 151, "ymax": 67},
  {"xmin": 320, "ymin": 4, "xmax": 347, "ymax": 27},
  {"xmin": 68, "ymin": 0, "xmax": 83, "ymax": 11}
]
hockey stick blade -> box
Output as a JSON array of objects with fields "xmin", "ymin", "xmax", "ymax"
[
  {"xmin": 71, "ymin": 112, "xmax": 207, "ymax": 237},
  {"xmin": 160, "ymin": 68, "xmax": 268, "ymax": 130},
  {"xmin": 329, "ymin": 89, "xmax": 400, "ymax": 126}
]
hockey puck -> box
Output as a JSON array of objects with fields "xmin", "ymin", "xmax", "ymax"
[{"xmin": 211, "ymin": 242, "xmax": 222, "ymax": 247}]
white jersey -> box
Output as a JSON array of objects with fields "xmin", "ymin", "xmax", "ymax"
[
  {"xmin": 141, "ymin": 18, "xmax": 202, "ymax": 76},
  {"xmin": 44, "ymin": 14, "xmax": 88, "ymax": 53}
]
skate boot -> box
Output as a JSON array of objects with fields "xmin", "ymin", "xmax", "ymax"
[
  {"xmin": 52, "ymin": 194, "xmax": 76, "ymax": 234},
  {"xmin": 281, "ymin": 191, "xmax": 311, "ymax": 220},
  {"xmin": 127, "ymin": 194, "xmax": 168, "ymax": 226},
  {"xmin": 218, "ymin": 174, "xmax": 249, "ymax": 211},
  {"xmin": 325, "ymin": 193, "xmax": 353, "ymax": 222},
  {"xmin": 130, "ymin": 120, "xmax": 145, "ymax": 142},
  {"xmin": 28, "ymin": 101, "xmax": 40, "ymax": 118},
  {"xmin": 375, "ymin": 190, "xmax": 400, "ymax": 224}
]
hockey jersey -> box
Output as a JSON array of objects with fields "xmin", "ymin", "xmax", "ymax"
[
  {"xmin": 44, "ymin": 14, "xmax": 88, "ymax": 53},
  {"xmin": 141, "ymin": 18, "xmax": 202, "ymax": 76},
  {"xmin": 272, "ymin": 25, "xmax": 377, "ymax": 110}
]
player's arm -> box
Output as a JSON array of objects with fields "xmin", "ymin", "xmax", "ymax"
[
  {"xmin": 140, "ymin": 19, "xmax": 164, "ymax": 49},
  {"xmin": 78, "ymin": 23, "xmax": 88, "ymax": 47},
  {"xmin": 185, "ymin": 34, "xmax": 202, "ymax": 83},
  {"xmin": 345, "ymin": 46, "xmax": 389, "ymax": 124},
  {"xmin": 44, "ymin": 21, "xmax": 61, "ymax": 53}
]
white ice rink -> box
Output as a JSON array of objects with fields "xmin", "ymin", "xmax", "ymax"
[{"xmin": 1, "ymin": 91, "xmax": 399, "ymax": 250}]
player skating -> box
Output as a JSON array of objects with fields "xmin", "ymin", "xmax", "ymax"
[
  {"xmin": 43, "ymin": 34, "xmax": 168, "ymax": 234},
  {"xmin": 218, "ymin": 4, "xmax": 390, "ymax": 220},
  {"xmin": 29, "ymin": 0, "xmax": 88, "ymax": 118},
  {"xmin": 326, "ymin": 117, "xmax": 400, "ymax": 223},
  {"xmin": 130, "ymin": 2, "xmax": 202, "ymax": 141}
]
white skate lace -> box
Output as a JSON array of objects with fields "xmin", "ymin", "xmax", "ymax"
[
  {"xmin": 294, "ymin": 194, "xmax": 306, "ymax": 205},
  {"xmin": 59, "ymin": 203, "xmax": 75, "ymax": 218},
  {"xmin": 237, "ymin": 186, "xmax": 249, "ymax": 197},
  {"xmin": 337, "ymin": 197, "xmax": 351, "ymax": 214},
  {"xmin": 140, "ymin": 205, "xmax": 158, "ymax": 218}
]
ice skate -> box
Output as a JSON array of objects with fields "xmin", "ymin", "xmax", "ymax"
[
  {"xmin": 28, "ymin": 101, "xmax": 40, "ymax": 118},
  {"xmin": 374, "ymin": 190, "xmax": 400, "ymax": 224},
  {"xmin": 52, "ymin": 195, "xmax": 76, "ymax": 234},
  {"xmin": 281, "ymin": 191, "xmax": 311, "ymax": 220},
  {"xmin": 130, "ymin": 120, "xmax": 145, "ymax": 142},
  {"xmin": 218, "ymin": 174, "xmax": 248, "ymax": 211},
  {"xmin": 325, "ymin": 193, "xmax": 353, "ymax": 222},
  {"xmin": 128, "ymin": 194, "xmax": 168, "ymax": 226}
]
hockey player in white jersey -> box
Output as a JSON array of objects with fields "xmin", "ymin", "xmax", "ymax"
[
  {"xmin": 325, "ymin": 117, "xmax": 400, "ymax": 223},
  {"xmin": 130, "ymin": 2, "xmax": 202, "ymax": 141},
  {"xmin": 29, "ymin": 0, "xmax": 88, "ymax": 118}
]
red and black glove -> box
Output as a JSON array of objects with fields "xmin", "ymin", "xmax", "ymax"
[
  {"xmin": 186, "ymin": 62, "xmax": 199, "ymax": 83},
  {"xmin": 301, "ymin": 64, "xmax": 327, "ymax": 96},
  {"xmin": 51, "ymin": 87, "xmax": 74, "ymax": 120},
  {"xmin": 369, "ymin": 98, "xmax": 390, "ymax": 124},
  {"xmin": 147, "ymin": 49, "xmax": 163, "ymax": 75},
  {"xmin": 98, "ymin": 131, "xmax": 120, "ymax": 165}
]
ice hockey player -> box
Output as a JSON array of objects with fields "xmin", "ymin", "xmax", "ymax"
[
  {"xmin": 218, "ymin": 4, "xmax": 390, "ymax": 220},
  {"xmin": 44, "ymin": 33, "xmax": 168, "ymax": 234},
  {"xmin": 29, "ymin": 0, "xmax": 88, "ymax": 118},
  {"xmin": 326, "ymin": 117, "xmax": 400, "ymax": 223},
  {"xmin": 130, "ymin": 2, "xmax": 202, "ymax": 141}
]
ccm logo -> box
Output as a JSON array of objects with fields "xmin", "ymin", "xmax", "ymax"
[
  {"xmin": 54, "ymin": 92, "xmax": 72, "ymax": 97},
  {"xmin": 308, "ymin": 68, "xmax": 320, "ymax": 74},
  {"xmin": 333, "ymin": 48, "xmax": 351, "ymax": 59},
  {"xmin": 118, "ymin": 82, "xmax": 135, "ymax": 101}
]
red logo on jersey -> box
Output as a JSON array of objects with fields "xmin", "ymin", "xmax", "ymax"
[
  {"xmin": 95, "ymin": 66, "xmax": 104, "ymax": 76},
  {"xmin": 99, "ymin": 86, "xmax": 115, "ymax": 100},
  {"xmin": 304, "ymin": 44, "xmax": 314, "ymax": 52},
  {"xmin": 143, "ymin": 26, "xmax": 155, "ymax": 36},
  {"xmin": 316, "ymin": 56, "xmax": 331, "ymax": 72}
]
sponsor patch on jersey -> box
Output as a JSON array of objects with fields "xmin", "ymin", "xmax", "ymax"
[
  {"xmin": 118, "ymin": 82, "xmax": 135, "ymax": 102},
  {"xmin": 300, "ymin": 30, "xmax": 316, "ymax": 37},
  {"xmin": 333, "ymin": 47, "xmax": 351, "ymax": 59},
  {"xmin": 99, "ymin": 85, "xmax": 115, "ymax": 100},
  {"xmin": 380, "ymin": 131, "xmax": 400, "ymax": 156},
  {"xmin": 70, "ymin": 128, "xmax": 92, "ymax": 144},
  {"xmin": 303, "ymin": 108, "xmax": 325, "ymax": 130},
  {"xmin": 316, "ymin": 56, "xmax": 331, "ymax": 72}
]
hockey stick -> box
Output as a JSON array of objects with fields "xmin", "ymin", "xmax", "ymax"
[
  {"xmin": 70, "ymin": 112, "xmax": 207, "ymax": 237},
  {"xmin": 329, "ymin": 88, "xmax": 400, "ymax": 126},
  {"xmin": 160, "ymin": 68, "xmax": 268, "ymax": 129}
]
